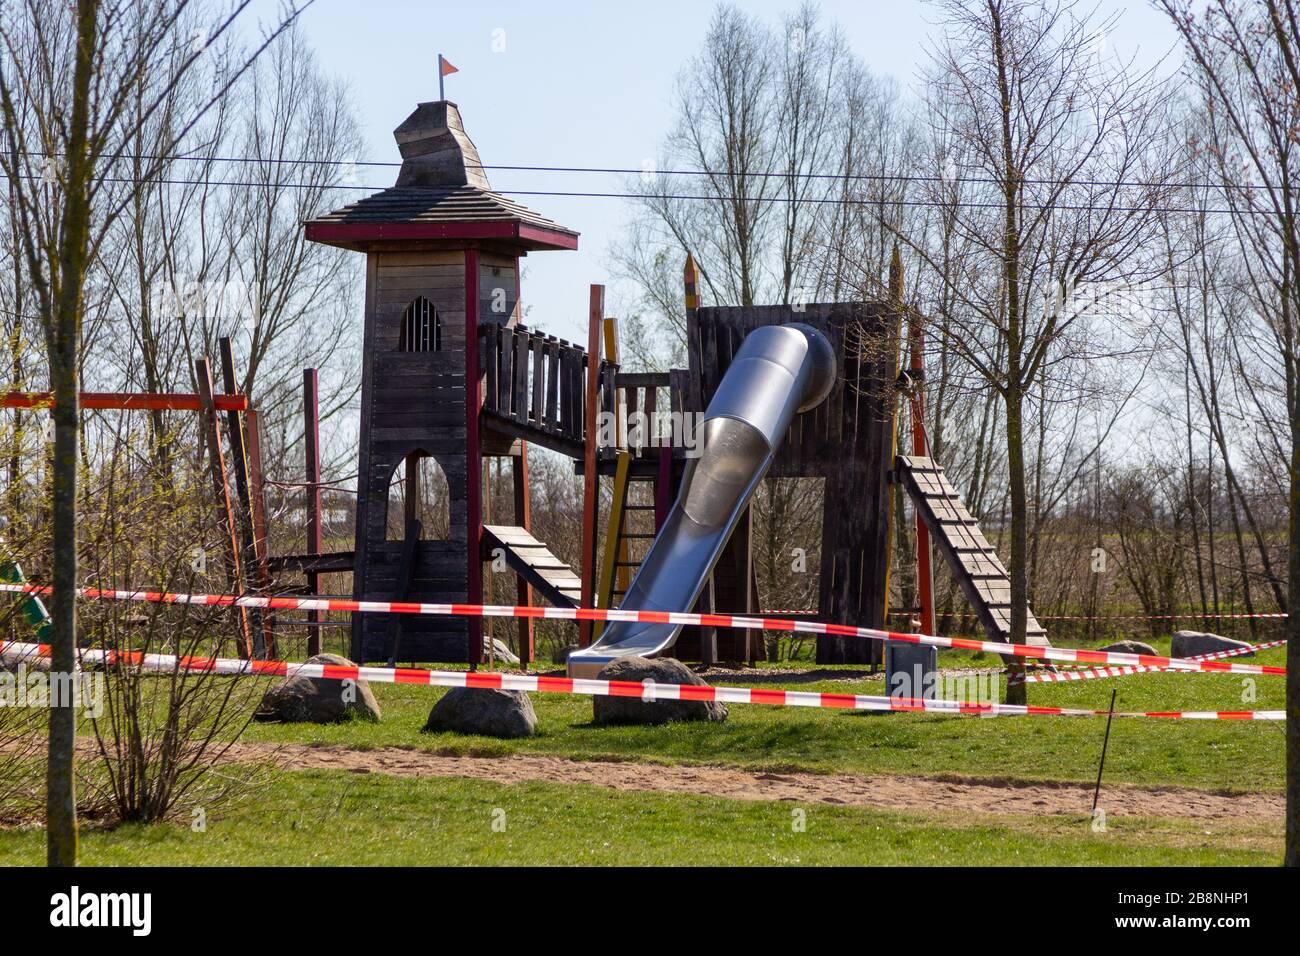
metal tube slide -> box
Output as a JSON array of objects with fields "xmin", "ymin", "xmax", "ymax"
[{"xmin": 568, "ymin": 323, "xmax": 835, "ymax": 678}]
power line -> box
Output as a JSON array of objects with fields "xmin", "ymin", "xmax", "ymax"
[
  {"xmin": 5, "ymin": 171, "xmax": 1273, "ymax": 218},
  {"xmin": 15, "ymin": 148, "xmax": 1279, "ymax": 195}
]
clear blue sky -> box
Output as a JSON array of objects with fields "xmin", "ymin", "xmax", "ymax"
[{"xmin": 263, "ymin": 0, "xmax": 1179, "ymax": 343}]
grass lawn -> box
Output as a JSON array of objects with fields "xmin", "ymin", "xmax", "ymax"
[
  {"xmin": 0, "ymin": 643, "xmax": 1282, "ymax": 866},
  {"xmin": 238, "ymin": 643, "xmax": 1287, "ymax": 791},
  {"xmin": 0, "ymin": 769, "xmax": 1280, "ymax": 866}
]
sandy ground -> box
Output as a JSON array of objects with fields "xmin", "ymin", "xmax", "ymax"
[{"xmin": 236, "ymin": 742, "xmax": 1283, "ymax": 821}]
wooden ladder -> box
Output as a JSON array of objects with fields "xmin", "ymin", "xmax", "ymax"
[
  {"xmin": 896, "ymin": 455, "xmax": 1050, "ymax": 647},
  {"xmin": 596, "ymin": 450, "xmax": 660, "ymax": 609}
]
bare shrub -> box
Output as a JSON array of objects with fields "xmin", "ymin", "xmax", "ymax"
[{"xmin": 75, "ymin": 424, "xmax": 272, "ymax": 824}]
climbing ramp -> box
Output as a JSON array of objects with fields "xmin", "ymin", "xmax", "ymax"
[
  {"xmin": 481, "ymin": 525, "xmax": 582, "ymax": 609},
  {"xmin": 896, "ymin": 456, "xmax": 1049, "ymax": 647}
]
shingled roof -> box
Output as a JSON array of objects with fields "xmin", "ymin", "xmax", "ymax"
[{"xmin": 304, "ymin": 101, "xmax": 578, "ymax": 252}]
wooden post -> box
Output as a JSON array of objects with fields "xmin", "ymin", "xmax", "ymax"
[
  {"xmin": 244, "ymin": 409, "xmax": 276, "ymax": 659},
  {"xmin": 195, "ymin": 357, "xmax": 253, "ymax": 659},
  {"xmin": 303, "ymin": 369, "xmax": 322, "ymax": 657},
  {"xmin": 578, "ymin": 284, "xmax": 603, "ymax": 646},
  {"xmin": 404, "ymin": 452, "xmax": 421, "ymax": 526},
  {"xmin": 465, "ymin": 249, "xmax": 484, "ymax": 665},
  {"xmin": 897, "ymin": 247, "xmax": 935, "ymax": 636},
  {"xmin": 597, "ymin": 450, "xmax": 631, "ymax": 610},
  {"xmin": 218, "ymin": 338, "xmax": 273, "ymax": 658},
  {"xmin": 386, "ymin": 518, "xmax": 422, "ymax": 666},
  {"xmin": 602, "ymin": 315, "xmax": 632, "ymax": 592},
  {"xmin": 511, "ymin": 447, "xmax": 534, "ymax": 665},
  {"xmin": 680, "ymin": 254, "xmax": 717, "ymax": 664}
]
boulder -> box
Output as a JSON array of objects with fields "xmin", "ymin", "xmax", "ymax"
[
  {"xmin": 551, "ymin": 644, "xmax": 580, "ymax": 666},
  {"xmin": 1170, "ymin": 630, "xmax": 1254, "ymax": 659},
  {"xmin": 1097, "ymin": 640, "xmax": 1158, "ymax": 657},
  {"xmin": 423, "ymin": 687, "xmax": 537, "ymax": 738},
  {"xmin": 483, "ymin": 637, "xmax": 520, "ymax": 665},
  {"xmin": 254, "ymin": 653, "xmax": 381, "ymax": 723},
  {"xmin": 593, "ymin": 656, "xmax": 728, "ymax": 726},
  {"xmin": 0, "ymin": 646, "xmax": 50, "ymax": 673}
]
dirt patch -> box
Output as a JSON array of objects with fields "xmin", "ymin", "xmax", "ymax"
[{"xmin": 236, "ymin": 742, "xmax": 1283, "ymax": 821}]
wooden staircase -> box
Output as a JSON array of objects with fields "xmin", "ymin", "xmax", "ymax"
[
  {"xmin": 896, "ymin": 456, "xmax": 1049, "ymax": 647},
  {"xmin": 481, "ymin": 525, "xmax": 582, "ymax": 608}
]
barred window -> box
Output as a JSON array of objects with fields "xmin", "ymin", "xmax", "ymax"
[{"xmin": 399, "ymin": 296, "xmax": 441, "ymax": 351}]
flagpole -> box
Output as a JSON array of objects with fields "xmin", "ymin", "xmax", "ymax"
[{"xmin": 438, "ymin": 54, "xmax": 445, "ymax": 101}]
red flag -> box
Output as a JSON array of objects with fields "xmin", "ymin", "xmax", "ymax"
[{"xmin": 439, "ymin": 55, "xmax": 459, "ymax": 77}]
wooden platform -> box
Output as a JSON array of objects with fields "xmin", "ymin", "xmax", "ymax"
[
  {"xmin": 897, "ymin": 456, "xmax": 1049, "ymax": 647},
  {"xmin": 481, "ymin": 525, "xmax": 582, "ymax": 608}
]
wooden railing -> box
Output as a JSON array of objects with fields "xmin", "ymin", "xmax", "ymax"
[
  {"xmin": 480, "ymin": 323, "xmax": 593, "ymax": 447},
  {"xmin": 480, "ymin": 323, "xmax": 687, "ymax": 456}
]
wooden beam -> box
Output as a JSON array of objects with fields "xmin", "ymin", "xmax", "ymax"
[
  {"xmin": 579, "ymin": 284, "xmax": 603, "ymax": 645},
  {"xmin": 511, "ymin": 447, "xmax": 534, "ymax": 665},
  {"xmin": 596, "ymin": 450, "xmax": 631, "ymax": 610},
  {"xmin": 303, "ymin": 368, "xmax": 323, "ymax": 657},
  {"xmin": 195, "ymin": 357, "xmax": 253, "ymax": 659},
  {"xmin": 244, "ymin": 408, "xmax": 276, "ymax": 659},
  {"xmin": 403, "ymin": 452, "xmax": 421, "ymax": 526},
  {"xmin": 266, "ymin": 551, "xmax": 355, "ymax": 575},
  {"xmin": 1, "ymin": 391, "xmax": 247, "ymax": 411},
  {"xmin": 899, "ymin": 245, "xmax": 935, "ymax": 638},
  {"xmin": 219, "ymin": 338, "xmax": 273, "ymax": 659},
  {"xmin": 386, "ymin": 518, "xmax": 422, "ymax": 667}
]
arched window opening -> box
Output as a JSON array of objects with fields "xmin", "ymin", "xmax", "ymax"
[
  {"xmin": 386, "ymin": 452, "xmax": 450, "ymax": 540},
  {"xmin": 398, "ymin": 296, "xmax": 441, "ymax": 351}
]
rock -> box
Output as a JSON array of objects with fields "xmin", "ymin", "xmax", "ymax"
[
  {"xmin": 593, "ymin": 656, "xmax": 728, "ymax": 726},
  {"xmin": 1097, "ymin": 640, "xmax": 1158, "ymax": 656},
  {"xmin": 551, "ymin": 644, "xmax": 579, "ymax": 666},
  {"xmin": 0, "ymin": 646, "xmax": 50, "ymax": 673},
  {"xmin": 254, "ymin": 653, "xmax": 381, "ymax": 723},
  {"xmin": 483, "ymin": 637, "xmax": 520, "ymax": 665},
  {"xmin": 1170, "ymin": 631, "xmax": 1254, "ymax": 659},
  {"xmin": 423, "ymin": 687, "xmax": 537, "ymax": 738}
]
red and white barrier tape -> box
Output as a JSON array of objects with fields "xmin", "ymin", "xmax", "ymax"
[
  {"xmin": 891, "ymin": 609, "xmax": 1289, "ymax": 621},
  {"xmin": 0, "ymin": 639, "xmax": 1282, "ymax": 721},
  {"xmin": 1040, "ymin": 612, "xmax": 1287, "ymax": 621},
  {"xmin": 1021, "ymin": 640, "xmax": 1289, "ymax": 684},
  {"xmin": 0, "ymin": 582, "xmax": 1287, "ymax": 678}
]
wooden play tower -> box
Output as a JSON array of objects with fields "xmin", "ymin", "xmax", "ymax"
[
  {"xmin": 298, "ymin": 98, "xmax": 1048, "ymax": 669},
  {"xmin": 305, "ymin": 100, "xmax": 578, "ymax": 664}
]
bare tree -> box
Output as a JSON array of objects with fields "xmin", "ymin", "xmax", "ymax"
[
  {"xmin": 902, "ymin": 0, "xmax": 1175, "ymax": 698},
  {"xmin": 0, "ymin": 0, "xmax": 309, "ymax": 867},
  {"xmin": 1156, "ymin": 0, "xmax": 1300, "ymax": 867}
]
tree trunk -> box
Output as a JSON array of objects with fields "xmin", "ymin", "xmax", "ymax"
[
  {"xmin": 1286, "ymin": 403, "xmax": 1299, "ymax": 867},
  {"xmin": 1004, "ymin": 383, "xmax": 1028, "ymax": 706},
  {"xmin": 45, "ymin": 0, "xmax": 100, "ymax": 868}
]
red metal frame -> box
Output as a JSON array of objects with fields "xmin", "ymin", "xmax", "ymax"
[
  {"xmin": 1, "ymin": 391, "xmax": 247, "ymax": 411},
  {"xmin": 578, "ymin": 285, "xmax": 603, "ymax": 647},
  {"xmin": 511, "ymin": 256, "xmax": 535, "ymax": 665},
  {"xmin": 909, "ymin": 318, "xmax": 936, "ymax": 636},
  {"xmin": 303, "ymin": 369, "xmax": 323, "ymax": 657}
]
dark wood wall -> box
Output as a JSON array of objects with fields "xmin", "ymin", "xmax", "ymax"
[
  {"xmin": 688, "ymin": 303, "xmax": 900, "ymax": 665},
  {"xmin": 478, "ymin": 253, "xmax": 519, "ymax": 326}
]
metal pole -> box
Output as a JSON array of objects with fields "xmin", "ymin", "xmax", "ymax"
[{"xmin": 1092, "ymin": 689, "xmax": 1119, "ymax": 815}]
